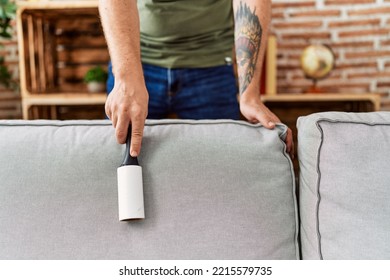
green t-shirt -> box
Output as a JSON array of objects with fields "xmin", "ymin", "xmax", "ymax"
[{"xmin": 138, "ymin": 0, "xmax": 234, "ymax": 68}]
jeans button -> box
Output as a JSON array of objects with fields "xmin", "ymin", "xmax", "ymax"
[{"xmin": 225, "ymin": 57, "xmax": 232, "ymax": 65}]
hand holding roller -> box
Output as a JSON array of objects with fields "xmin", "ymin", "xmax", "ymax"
[{"xmin": 117, "ymin": 126, "xmax": 145, "ymax": 221}]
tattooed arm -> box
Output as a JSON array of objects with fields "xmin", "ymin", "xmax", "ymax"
[{"xmin": 233, "ymin": 0, "xmax": 294, "ymax": 157}]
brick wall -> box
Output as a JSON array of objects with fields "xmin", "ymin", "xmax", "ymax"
[{"xmin": 271, "ymin": 0, "xmax": 390, "ymax": 109}]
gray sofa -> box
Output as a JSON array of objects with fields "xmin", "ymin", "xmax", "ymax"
[
  {"xmin": 0, "ymin": 112, "xmax": 389, "ymax": 259},
  {"xmin": 298, "ymin": 112, "xmax": 390, "ymax": 260}
]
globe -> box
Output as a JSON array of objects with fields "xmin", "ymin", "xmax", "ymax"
[{"xmin": 300, "ymin": 44, "xmax": 335, "ymax": 80}]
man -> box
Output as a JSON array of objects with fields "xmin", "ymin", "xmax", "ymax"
[{"xmin": 99, "ymin": 0, "xmax": 293, "ymax": 158}]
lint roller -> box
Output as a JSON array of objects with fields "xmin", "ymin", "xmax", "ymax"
[{"xmin": 117, "ymin": 126, "xmax": 145, "ymax": 221}]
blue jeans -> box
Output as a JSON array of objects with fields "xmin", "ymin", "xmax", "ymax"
[{"xmin": 107, "ymin": 63, "xmax": 239, "ymax": 120}]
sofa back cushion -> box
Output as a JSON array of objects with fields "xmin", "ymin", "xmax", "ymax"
[
  {"xmin": 298, "ymin": 112, "xmax": 390, "ymax": 260},
  {"xmin": 0, "ymin": 120, "xmax": 298, "ymax": 259}
]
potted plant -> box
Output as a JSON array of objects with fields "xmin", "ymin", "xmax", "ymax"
[{"xmin": 84, "ymin": 66, "xmax": 108, "ymax": 93}]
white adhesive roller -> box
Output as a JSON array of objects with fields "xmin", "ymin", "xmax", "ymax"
[
  {"xmin": 118, "ymin": 165, "xmax": 144, "ymax": 221},
  {"xmin": 117, "ymin": 127, "xmax": 145, "ymax": 221}
]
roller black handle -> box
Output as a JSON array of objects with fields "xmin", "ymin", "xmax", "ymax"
[{"xmin": 121, "ymin": 126, "xmax": 139, "ymax": 166}]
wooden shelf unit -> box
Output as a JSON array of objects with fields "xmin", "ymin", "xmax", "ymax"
[
  {"xmin": 262, "ymin": 93, "xmax": 381, "ymax": 111},
  {"xmin": 16, "ymin": 1, "xmax": 107, "ymax": 119},
  {"xmin": 262, "ymin": 93, "xmax": 381, "ymax": 128}
]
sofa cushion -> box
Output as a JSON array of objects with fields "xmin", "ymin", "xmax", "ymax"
[
  {"xmin": 0, "ymin": 119, "xmax": 298, "ymax": 259},
  {"xmin": 298, "ymin": 112, "xmax": 390, "ymax": 260}
]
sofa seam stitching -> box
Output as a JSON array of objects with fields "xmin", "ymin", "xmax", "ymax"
[
  {"xmin": 315, "ymin": 120, "xmax": 325, "ymax": 260},
  {"xmin": 279, "ymin": 136, "xmax": 300, "ymax": 260}
]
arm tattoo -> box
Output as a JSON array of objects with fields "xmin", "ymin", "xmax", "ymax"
[{"xmin": 235, "ymin": 1, "xmax": 262, "ymax": 95}]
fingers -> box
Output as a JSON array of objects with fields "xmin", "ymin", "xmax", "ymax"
[
  {"xmin": 265, "ymin": 120, "xmax": 276, "ymax": 129},
  {"xmin": 112, "ymin": 113, "xmax": 118, "ymax": 129},
  {"xmin": 105, "ymin": 80, "xmax": 148, "ymax": 159},
  {"xmin": 130, "ymin": 116, "xmax": 144, "ymax": 157},
  {"xmin": 240, "ymin": 99, "xmax": 295, "ymax": 159},
  {"xmin": 253, "ymin": 110, "xmax": 295, "ymax": 159},
  {"xmin": 286, "ymin": 128, "xmax": 295, "ymax": 159},
  {"xmin": 115, "ymin": 116, "xmax": 129, "ymax": 144},
  {"xmin": 105, "ymin": 99, "xmax": 112, "ymax": 120},
  {"xmin": 253, "ymin": 110, "xmax": 277, "ymax": 129},
  {"xmin": 112, "ymin": 108, "xmax": 145, "ymax": 157}
]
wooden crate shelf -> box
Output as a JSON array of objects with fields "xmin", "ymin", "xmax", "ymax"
[{"xmin": 17, "ymin": 1, "xmax": 107, "ymax": 119}]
